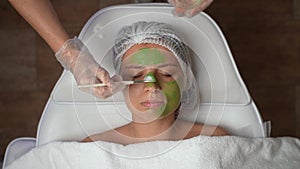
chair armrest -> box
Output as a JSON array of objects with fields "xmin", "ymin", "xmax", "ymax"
[{"xmin": 2, "ymin": 137, "xmax": 36, "ymax": 168}]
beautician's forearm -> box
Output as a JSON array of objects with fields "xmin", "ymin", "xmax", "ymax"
[{"xmin": 9, "ymin": 0, "xmax": 69, "ymax": 52}]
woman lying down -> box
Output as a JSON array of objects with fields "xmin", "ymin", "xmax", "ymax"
[
  {"xmin": 83, "ymin": 21, "xmax": 228, "ymax": 145},
  {"xmin": 5, "ymin": 22, "xmax": 300, "ymax": 169}
]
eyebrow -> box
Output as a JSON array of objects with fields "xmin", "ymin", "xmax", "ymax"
[{"xmin": 123, "ymin": 64, "xmax": 179, "ymax": 69}]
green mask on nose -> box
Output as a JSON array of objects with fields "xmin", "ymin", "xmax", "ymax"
[{"xmin": 144, "ymin": 72, "xmax": 157, "ymax": 83}]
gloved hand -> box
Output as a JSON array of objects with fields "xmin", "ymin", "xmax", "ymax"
[
  {"xmin": 55, "ymin": 37, "xmax": 121, "ymax": 99},
  {"xmin": 168, "ymin": 0, "xmax": 213, "ymax": 17}
]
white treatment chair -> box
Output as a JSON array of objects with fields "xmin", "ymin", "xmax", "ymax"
[{"xmin": 2, "ymin": 3, "xmax": 271, "ymax": 168}]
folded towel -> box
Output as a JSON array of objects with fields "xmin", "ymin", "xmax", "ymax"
[{"xmin": 5, "ymin": 135, "xmax": 300, "ymax": 169}]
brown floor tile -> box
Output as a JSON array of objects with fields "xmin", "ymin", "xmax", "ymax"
[
  {"xmin": 0, "ymin": 29, "xmax": 36, "ymax": 56},
  {"xmin": 0, "ymin": 29, "xmax": 37, "ymax": 91},
  {"xmin": 36, "ymin": 36, "xmax": 63, "ymax": 91},
  {"xmin": 52, "ymin": 0, "xmax": 100, "ymax": 27},
  {"xmin": 294, "ymin": 0, "xmax": 300, "ymax": 20},
  {"xmin": 0, "ymin": 91, "xmax": 49, "ymax": 129},
  {"xmin": 0, "ymin": 1, "xmax": 31, "ymax": 29},
  {"xmin": 296, "ymin": 86, "xmax": 300, "ymax": 137},
  {"xmin": 207, "ymin": 0, "xmax": 293, "ymax": 23},
  {"xmin": 221, "ymin": 21, "xmax": 300, "ymax": 86},
  {"xmin": 248, "ymin": 85, "xmax": 297, "ymax": 137},
  {"xmin": 100, "ymin": 0, "xmax": 134, "ymax": 8}
]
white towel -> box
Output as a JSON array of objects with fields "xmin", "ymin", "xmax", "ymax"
[{"xmin": 5, "ymin": 135, "xmax": 300, "ymax": 169}]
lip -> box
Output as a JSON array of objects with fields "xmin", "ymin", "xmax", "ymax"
[{"xmin": 141, "ymin": 100, "xmax": 165, "ymax": 108}]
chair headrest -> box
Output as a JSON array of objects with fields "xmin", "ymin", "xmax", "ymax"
[
  {"xmin": 37, "ymin": 5, "xmax": 266, "ymax": 145},
  {"xmin": 52, "ymin": 4, "xmax": 250, "ymax": 106}
]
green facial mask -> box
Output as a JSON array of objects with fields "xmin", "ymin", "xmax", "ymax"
[
  {"xmin": 160, "ymin": 80, "xmax": 181, "ymax": 116},
  {"xmin": 129, "ymin": 48, "xmax": 165, "ymax": 65},
  {"xmin": 127, "ymin": 48, "xmax": 181, "ymax": 117},
  {"xmin": 146, "ymin": 75, "xmax": 181, "ymax": 117}
]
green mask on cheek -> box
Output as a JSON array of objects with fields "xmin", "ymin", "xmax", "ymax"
[
  {"xmin": 144, "ymin": 76, "xmax": 181, "ymax": 117},
  {"xmin": 160, "ymin": 80, "xmax": 181, "ymax": 116}
]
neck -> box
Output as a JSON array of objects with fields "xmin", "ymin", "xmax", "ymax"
[{"xmin": 129, "ymin": 114, "xmax": 175, "ymax": 139}]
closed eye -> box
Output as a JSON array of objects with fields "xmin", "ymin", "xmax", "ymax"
[
  {"xmin": 161, "ymin": 73, "xmax": 172, "ymax": 77},
  {"xmin": 159, "ymin": 70, "xmax": 174, "ymax": 77},
  {"xmin": 132, "ymin": 73, "xmax": 143, "ymax": 79}
]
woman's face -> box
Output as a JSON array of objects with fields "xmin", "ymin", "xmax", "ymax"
[{"xmin": 120, "ymin": 44, "xmax": 184, "ymax": 123}]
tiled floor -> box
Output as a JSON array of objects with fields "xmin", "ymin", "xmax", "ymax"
[
  {"xmin": 296, "ymin": 86, "xmax": 300, "ymax": 136},
  {"xmin": 205, "ymin": 0, "xmax": 300, "ymax": 138},
  {"xmin": 294, "ymin": 0, "xmax": 300, "ymax": 20},
  {"xmin": 0, "ymin": 0, "xmax": 300, "ymax": 161}
]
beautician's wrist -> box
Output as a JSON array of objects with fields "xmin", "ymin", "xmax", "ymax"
[{"xmin": 55, "ymin": 37, "xmax": 82, "ymax": 70}]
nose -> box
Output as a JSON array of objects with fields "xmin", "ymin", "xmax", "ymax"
[
  {"xmin": 144, "ymin": 72, "xmax": 157, "ymax": 83},
  {"xmin": 143, "ymin": 72, "xmax": 160, "ymax": 92}
]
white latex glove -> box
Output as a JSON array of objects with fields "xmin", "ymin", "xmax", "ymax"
[
  {"xmin": 55, "ymin": 37, "xmax": 122, "ymax": 99},
  {"xmin": 168, "ymin": 0, "xmax": 213, "ymax": 17}
]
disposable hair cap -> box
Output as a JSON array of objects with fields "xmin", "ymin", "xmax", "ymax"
[{"xmin": 113, "ymin": 21, "xmax": 191, "ymax": 72}]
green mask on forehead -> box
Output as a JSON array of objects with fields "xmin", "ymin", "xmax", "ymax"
[{"xmin": 128, "ymin": 48, "xmax": 166, "ymax": 65}]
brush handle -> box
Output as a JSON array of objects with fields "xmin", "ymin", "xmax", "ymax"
[{"xmin": 77, "ymin": 81, "xmax": 134, "ymax": 88}]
